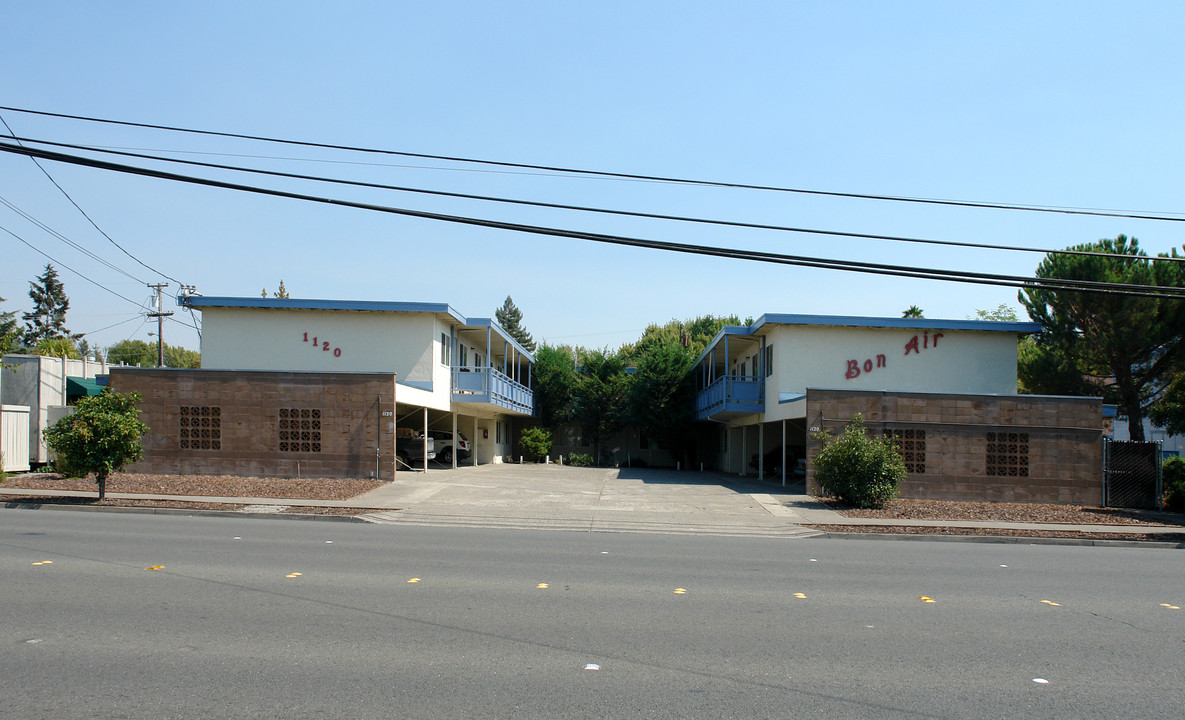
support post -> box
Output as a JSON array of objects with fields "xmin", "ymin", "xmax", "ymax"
[
  {"xmin": 423, "ymin": 407, "xmax": 429, "ymax": 472},
  {"xmin": 451, "ymin": 412, "xmax": 458, "ymax": 469}
]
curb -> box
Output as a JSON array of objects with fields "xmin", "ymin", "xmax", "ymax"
[
  {"xmin": 1, "ymin": 501, "xmax": 368, "ymax": 523},
  {"xmin": 810, "ymin": 528, "xmax": 1185, "ymax": 550}
]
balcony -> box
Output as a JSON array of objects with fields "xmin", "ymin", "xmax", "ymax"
[
  {"xmin": 695, "ymin": 375, "xmax": 764, "ymax": 420},
  {"xmin": 451, "ymin": 367, "xmax": 534, "ymax": 415}
]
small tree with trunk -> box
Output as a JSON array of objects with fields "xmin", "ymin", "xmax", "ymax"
[{"xmin": 44, "ymin": 390, "xmax": 148, "ymax": 500}]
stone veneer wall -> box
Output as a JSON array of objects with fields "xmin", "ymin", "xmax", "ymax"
[
  {"xmin": 805, "ymin": 389, "xmax": 1103, "ymax": 505},
  {"xmin": 109, "ymin": 368, "xmax": 397, "ymax": 479}
]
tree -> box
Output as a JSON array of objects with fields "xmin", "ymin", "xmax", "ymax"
[
  {"xmin": 106, "ymin": 339, "xmax": 200, "ymax": 368},
  {"xmin": 0, "ymin": 295, "xmax": 19, "ymax": 356},
  {"xmin": 532, "ymin": 343, "xmax": 577, "ymax": 429},
  {"xmin": 627, "ymin": 334, "xmax": 695, "ymax": 465},
  {"xmin": 1149, "ymin": 372, "xmax": 1185, "ymax": 436},
  {"xmin": 261, "ymin": 280, "xmax": 290, "ymax": 299},
  {"xmin": 23, "ymin": 264, "xmax": 76, "ymax": 345},
  {"xmin": 495, "ymin": 296, "xmax": 535, "ymax": 352},
  {"xmin": 572, "ymin": 348, "xmax": 628, "ymax": 464},
  {"xmin": 1020, "ymin": 235, "xmax": 1185, "ymax": 440},
  {"xmin": 519, "ymin": 426, "xmax": 553, "ymax": 461},
  {"xmin": 33, "ymin": 337, "xmax": 81, "ymax": 359},
  {"xmin": 44, "ymin": 390, "xmax": 149, "ymax": 500},
  {"xmin": 970, "ymin": 304, "xmax": 1019, "ymax": 322},
  {"xmin": 901, "ymin": 306, "xmax": 924, "ymax": 319},
  {"xmin": 812, "ymin": 414, "xmax": 905, "ymax": 508}
]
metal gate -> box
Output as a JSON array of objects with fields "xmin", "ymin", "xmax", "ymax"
[{"xmin": 1103, "ymin": 439, "xmax": 1162, "ymax": 509}]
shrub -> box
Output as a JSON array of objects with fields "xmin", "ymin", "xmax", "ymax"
[
  {"xmin": 566, "ymin": 453, "xmax": 594, "ymax": 467},
  {"xmin": 812, "ymin": 413, "xmax": 905, "ymax": 509},
  {"xmin": 1163, "ymin": 456, "xmax": 1185, "ymax": 513},
  {"xmin": 44, "ymin": 389, "xmax": 148, "ymax": 500},
  {"xmin": 519, "ymin": 426, "xmax": 553, "ymax": 461}
]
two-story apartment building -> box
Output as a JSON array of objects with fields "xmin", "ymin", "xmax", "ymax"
[
  {"xmin": 693, "ymin": 314, "xmax": 1104, "ymax": 505},
  {"xmin": 110, "ymin": 297, "xmax": 534, "ymax": 479}
]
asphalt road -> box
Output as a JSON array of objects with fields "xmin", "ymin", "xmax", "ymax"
[{"xmin": 3, "ymin": 510, "xmax": 1183, "ymax": 719}]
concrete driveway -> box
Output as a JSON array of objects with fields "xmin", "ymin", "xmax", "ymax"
[{"xmin": 354, "ymin": 464, "xmax": 823, "ymax": 537}]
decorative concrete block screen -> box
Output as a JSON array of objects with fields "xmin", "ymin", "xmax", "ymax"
[{"xmin": 806, "ymin": 389, "xmax": 1103, "ymax": 505}]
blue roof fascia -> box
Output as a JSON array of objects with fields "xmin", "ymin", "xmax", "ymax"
[
  {"xmin": 692, "ymin": 325, "xmax": 757, "ymax": 367},
  {"xmin": 462, "ymin": 318, "xmax": 536, "ymax": 362},
  {"xmin": 183, "ymin": 296, "xmax": 466, "ymax": 325},
  {"xmin": 752, "ymin": 313, "xmax": 1041, "ymax": 334}
]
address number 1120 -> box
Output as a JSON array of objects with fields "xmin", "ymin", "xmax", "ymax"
[{"xmin": 303, "ymin": 332, "xmax": 342, "ymax": 358}]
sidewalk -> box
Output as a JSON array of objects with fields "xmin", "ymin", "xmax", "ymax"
[{"xmin": 4, "ymin": 465, "xmax": 1183, "ymax": 540}]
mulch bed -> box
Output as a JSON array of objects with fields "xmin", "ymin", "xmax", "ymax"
[
  {"xmin": 821, "ymin": 498, "xmax": 1184, "ymax": 527},
  {"xmin": 1, "ymin": 472, "xmax": 384, "ymax": 500},
  {"xmin": 802, "ymin": 523, "xmax": 1185, "ymax": 542}
]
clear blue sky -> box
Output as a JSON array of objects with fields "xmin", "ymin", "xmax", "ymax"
[{"xmin": 3, "ymin": 1, "xmax": 1183, "ymax": 355}]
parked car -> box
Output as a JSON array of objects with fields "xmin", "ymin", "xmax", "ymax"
[
  {"xmin": 396, "ymin": 433, "xmax": 435, "ymax": 466},
  {"xmin": 748, "ymin": 447, "xmax": 806, "ymax": 477},
  {"xmin": 428, "ymin": 430, "xmax": 471, "ymax": 464}
]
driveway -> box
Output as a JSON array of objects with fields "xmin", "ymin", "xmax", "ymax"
[{"xmin": 354, "ymin": 464, "xmax": 823, "ymax": 537}]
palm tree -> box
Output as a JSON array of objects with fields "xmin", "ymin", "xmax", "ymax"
[{"xmin": 902, "ymin": 306, "xmax": 924, "ymax": 319}]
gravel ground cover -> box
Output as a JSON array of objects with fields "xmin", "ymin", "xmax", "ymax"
[
  {"xmin": 1, "ymin": 472, "xmax": 383, "ymax": 500},
  {"xmin": 824, "ymin": 498, "xmax": 1185, "ymax": 527}
]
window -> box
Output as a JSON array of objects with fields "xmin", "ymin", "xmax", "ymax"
[
  {"xmin": 765, "ymin": 345, "xmax": 774, "ymax": 378},
  {"xmin": 739, "ymin": 361, "xmax": 746, "ymax": 377},
  {"xmin": 496, "ymin": 420, "xmax": 504, "ymax": 444},
  {"xmin": 279, "ymin": 408, "xmax": 322, "ymax": 453},
  {"xmin": 986, "ymin": 432, "xmax": 1028, "ymax": 476},
  {"xmin": 459, "ymin": 344, "xmax": 468, "ymax": 368},
  {"xmin": 441, "ymin": 333, "xmax": 450, "ymax": 365},
  {"xmin": 884, "ymin": 429, "xmax": 925, "ymax": 473},
  {"xmin": 180, "ymin": 406, "xmax": 221, "ymax": 450},
  {"xmin": 476, "ymin": 352, "xmax": 484, "ymax": 369}
]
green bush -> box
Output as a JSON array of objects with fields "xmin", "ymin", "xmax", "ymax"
[
  {"xmin": 812, "ymin": 413, "xmax": 905, "ymax": 509},
  {"xmin": 1163, "ymin": 456, "xmax": 1185, "ymax": 513},
  {"xmin": 519, "ymin": 426, "xmax": 553, "ymax": 461},
  {"xmin": 44, "ymin": 389, "xmax": 148, "ymax": 500},
  {"xmin": 566, "ymin": 453, "xmax": 594, "ymax": 467}
]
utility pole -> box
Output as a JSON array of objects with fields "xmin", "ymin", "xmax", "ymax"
[{"xmin": 147, "ymin": 283, "xmax": 173, "ymax": 367}]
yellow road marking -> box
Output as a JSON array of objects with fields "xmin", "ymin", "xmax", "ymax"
[
  {"xmin": 1160, "ymin": 603, "xmax": 1181, "ymax": 610},
  {"xmin": 407, "ymin": 577, "xmax": 421, "ymax": 583},
  {"xmin": 145, "ymin": 565, "xmax": 165, "ymax": 571},
  {"xmin": 794, "ymin": 593, "xmax": 807, "ymax": 599},
  {"xmin": 1041, "ymin": 600, "xmax": 1060, "ymax": 606},
  {"xmin": 286, "ymin": 572, "xmax": 302, "ymax": 578},
  {"xmin": 537, "ymin": 583, "xmax": 549, "ymax": 589},
  {"xmin": 918, "ymin": 596, "xmax": 935, "ymax": 603},
  {"xmin": 673, "ymin": 588, "xmax": 687, "ymax": 595}
]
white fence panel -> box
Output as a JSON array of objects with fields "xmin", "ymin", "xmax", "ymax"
[{"xmin": 2, "ymin": 404, "xmax": 31, "ymax": 472}]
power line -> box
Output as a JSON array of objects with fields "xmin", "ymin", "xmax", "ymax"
[
  {"xmin": 0, "ymin": 222, "xmax": 151, "ymax": 310},
  {"xmin": 14, "ymin": 134, "xmax": 1184, "ymax": 266},
  {"xmin": 3, "ymin": 140, "xmax": 1183, "ymax": 300},
  {"xmin": 0, "ymin": 194, "xmax": 145, "ymax": 283},
  {"xmin": 3, "ymin": 104, "xmax": 1183, "ymax": 223},
  {"xmin": 0, "ymin": 111, "xmax": 184, "ymax": 284}
]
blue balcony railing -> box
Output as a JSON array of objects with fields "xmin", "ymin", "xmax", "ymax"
[
  {"xmin": 695, "ymin": 375, "xmax": 764, "ymax": 420},
  {"xmin": 452, "ymin": 367, "xmax": 534, "ymax": 415}
]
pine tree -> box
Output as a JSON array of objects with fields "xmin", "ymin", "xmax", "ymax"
[
  {"xmin": 23, "ymin": 264, "xmax": 76, "ymax": 345},
  {"xmin": 1, "ymin": 295, "xmax": 20, "ymax": 355},
  {"xmin": 495, "ymin": 296, "xmax": 536, "ymax": 352}
]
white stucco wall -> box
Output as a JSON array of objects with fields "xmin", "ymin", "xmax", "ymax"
[
  {"xmin": 200, "ymin": 308, "xmax": 442, "ymax": 383},
  {"xmin": 761, "ymin": 325, "xmax": 1021, "ymax": 421}
]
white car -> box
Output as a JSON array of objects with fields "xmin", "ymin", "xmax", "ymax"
[{"xmin": 428, "ymin": 430, "xmax": 471, "ymax": 464}]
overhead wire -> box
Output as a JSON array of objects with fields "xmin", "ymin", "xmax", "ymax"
[
  {"xmin": 0, "ymin": 194, "xmax": 145, "ymax": 283},
  {"xmin": 2, "ymin": 104, "xmax": 1182, "ymax": 223},
  {"xmin": 0, "ymin": 111, "xmax": 184, "ymax": 285},
  {"xmin": 11, "ymin": 134, "xmax": 1184, "ymax": 265},
  {"xmin": 2, "ymin": 140, "xmax": 1182, "ymax": 301}
]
